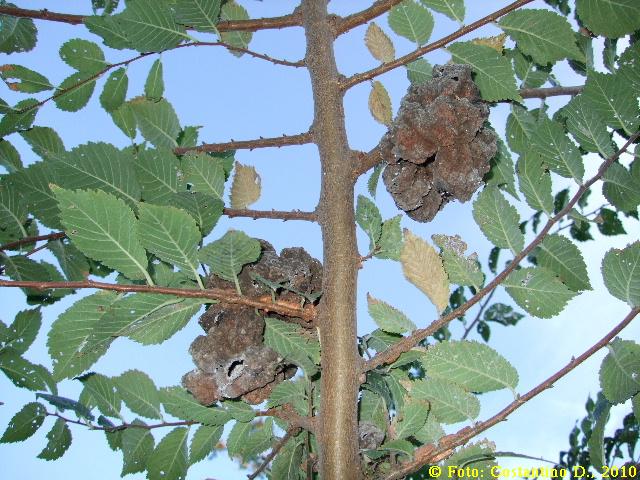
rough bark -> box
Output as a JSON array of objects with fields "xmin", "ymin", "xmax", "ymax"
[{"xmin": 302, "ymin": 1, "xmax": 362, "ymax": 478}]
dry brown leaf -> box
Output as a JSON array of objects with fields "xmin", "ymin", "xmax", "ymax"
[
  {"xmin": 369, "ymin": 81, "xmax": 392, "ymax": 126},
  {"xmin": 365, "ymin": 22, "xmax": 396, "ymax": 63},
  {"xmin": 230, "ymin": 162, "xmax": 261, "ymax": 209},
  {"xmin": 400, "ymin": 229, "xmax": 450, "ymax": 313},
  {"xmin": 471, "ymin": 33, "xmax": 508, "ymax": 52}
]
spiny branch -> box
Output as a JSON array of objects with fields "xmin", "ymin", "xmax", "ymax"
[
  {"xmin": 384, "ymin": 306, "xmax": 640, "ymax": 480},
  {"xmin": 247, "ymin": 427, "xmax": 301, "ymax": 480},
  {"xmin": 0, "ymin": 279, "xmax": 316, "ymax": 321},
  {"xmin": 337, "ymin": 0, "xmax": 404, "ymax": 35},
  {"xmin": 224, "ymin": 208, "xmax": 317, "ymax": 222},
  {"xmin": 176, "ymin": 131, "xmax": 314, "ymax": 154},
  {"xmin": 341, "ymin": 0, "xmax": 536, "ymax": 90},
  {"xmin": 364, "ymin": 130, "xmax": 640, "ymax": 372},
  {"xmin": 0, "ymin": 6, "xmax": 303, "ymax": 33}
]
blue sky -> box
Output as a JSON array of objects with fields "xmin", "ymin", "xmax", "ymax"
[{"xmin": 1, "ymin": 1, "xmax": 638, "ymax": 478}]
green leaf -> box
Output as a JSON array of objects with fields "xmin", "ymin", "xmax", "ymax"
[
  {"xmin": 535, "ymin": 234, "xmax": 591, "ymax": 291},
  {"xmin": 367, "ymin": 294, "xmax": 416, "ymax": 334},
  {"xmin": 3, "ymin": 308, "xmax": 41, "ymax": 355},
  {"xmin": 443, "ymin": 441, "xmax": 497, "ymax": 479},
  {"xmin": 199, "ymin": 230, "xmax": 261, "ymax": 284},
  {"xmin": 134, "ymin": 147, "xmax": 183, "ymax": 204},
  {"xmin": 421, "ymin": 341, "xmax": 518, "ymax": 392},
  {"xmin": 48, "ymin": 239, "xmax": 90, "ymax": 281},
  {"xmin": 378, "ymin": 439, "xmax": 414, "ymax": 457},
  {"xmin": 221, "ymin": 400, "xmax": 255, "ymax": 422},
  {"xmin": 356, "ymin": 195, "xmax": 382, "ymax": 252},
  {"xmin": 359, "ymin": 390, "xmax": 388, "ymax": 433},
  {"xmin": 368, "ymin": 163, "xmax": 383, "ymax": 198},
  {"xmin": 59, "ymin": 39, "xmax": 107, "ymax": 73},
  {"xmin": 406, "ymin": 58, "xmax": 432, "ymax": 84},
  {"xmin": 53, "ymin": 72, "xmax": 96, "ymax": 112},
  {"xmin": 115, "ymin": 370, "xmax": 163, "ymax": 419},
  {"xmin": 530, "ymin": 116, "xmax": 584, "ymax": 182},
  {"xmin": 0, "ymin": 181, "xmax": 28, "ymax": 240},
  {"xmin": 420, "ymin": 0, "xmax": 464, "ymax": 22},
  {"xmin": 160, "ymin": 387, "xmax": 231, "ymax": 425},
  {"xmin": 190, "ymin": 424, "xmax": 223, "ymax": 464},
  {"xmin": 597, "ymin": 208, "xmax": 626, "ymax": 236},
  {"xmin": 219, "ymin": 1, "xmax": 252, "ymax": 56},
  {"xmin": 121, "ymin": 425, "xmax": 154, "ymax": 476},
  {"xmin": 0, "ymin": 64, "xmax": 52, "ymax": 93},
  {"xmin": 116, "ymin": 0, "xmax": 188, "ymax": 52},
  {"xmin": 448, "ymin": 42, "xmax": 521, "ymax": 102},
  {"xmin": 414, "ymin": 417, "xmax": 444, "ymax": 445},
  {"xmin": 20, "ymin": 126, "xmax": 65, "ymax": 161},
  {"xmin": 587, "ymin": 394, "xmax": 611, "ymax": 474},
  {"xmin": 516, "ymin": 152, "xmax": 554, "ymax": 215},
  {"xmin": 1, "ymin": 254, "xmax": 70, "ymax": 302},
  {"xmin": 499, "ymin": 9, "xmax": 582, "ymax": 65},
  {"xmin": 506, "ymin": 104, "xmax": 537, "ymax": 154},
  {"xmin": 388, "ymin": 1, "xmax": 434, "ymax": 45},
  {"xmin": 599, "ymin": 339, "xmax": 640, "ymax": 404},
  {"xmin": 84, "ymin": 15, "xmax": 131, "ymax": 50},
  {"xmin": 602, "ymin": 242, "xmax": 640, "ymax": 307},
  {"xmin": 0, "ymin": 139, "xmax": 22, "ymax": 172},
  {"xmin": 146, "ymin": 427, "xmax": 189, "ymax": 480},
  {"xmin": 138, "ymin": 203, "xmax": 202, "ymax": 281},
  {"xmin": 576, "ymin": 0, "xmax": 640, "ymax": 38},
  {"xmin": 171, "ymin": 192, "xmax": 223, "ymax": 236},
  {"xmin": 81, "ymin": 373, "xmax": 121, "ymax": 418},
  {"xmin": 412, "ymin": 378, "xmax": 480, "ymax": 424},
  {"xmin": 560, "ymin": 94, "xmax": 615, "ymax": 157},
  {"xmin": 484, "ymin": 303, "xmax": 524, "ymax": 327},
  {"xmin": 52, "ymin": 142, "xmax": 141, "ymax": 208},
  {"xmin": 182, "ymin": 152, "xmax": 225, "ymax": 199},
  {"xmin": 583, "ymin": 70, "xmax": 640, "ymax": 135},
  {"xmin": 0, "ymin": 98, "xmax": 39, "ymax": 136},
  {"xmin": 131, "ymin": 97, "xmax": 181, "ymax": 149},
  {"xmin": 0, "ymin": 13, "xmax": 37, "ymax": 54},
  {"xmin": 36, "ymin": 393, "xmax": 93, "ymax": 420},
  {"xmin": 602, "ymin": 161, "xmax": 640, "ymax": 212},
  {"xmin": 264, "ymin": 317, "xmax": 320, "ymax": 374},
  {"xmin": 48, "ymin": 292, "xmax": 118, "ymax": 381},
  {"xmin": 432, "ymin": 234, "xmax": 484, "ymax": 289},
  {"xmin": 37, "ymin": 418, "xmax": 72, "ymax": 461},
  {"xmin": 270, "ymin": 436, "xmax": 304, "ymax": 480},
  {"xmin": 144, "ymin": 58, "xmax": 164, "ymax": 101},
  {"xmin": 53, "ymin": 187, "xmax": 150, "ymax": 282},
  {"xmin": 0, "ymin": 348, "xmax": 51, "ymax": 391},
  {"xmin": 633, "ymin": 393, "xmax": 640, "ymax": 421},
  {"xmin": 176, "ymin": 0, "xmax": 221, "ymax": 33},
  {"xmin": 227, "ymin": 421, "xmax": 251, "ymax": 459},
  {"xmin": 111, "ymin": 102, "xmax": 137, "ymax": 138},
  {"xmin": 503, "ymin": 267, "xmax": 578, "ymax": 318},
  {"xmin": 485, "ymin": 137, "xmax": 518, "ymax": 199},
  {"xmin": 267, "ymin": 381, "xmax": 307, "ymax": 416},
  {"xmin": 394, "ymin": 399, "xmax": 429, "ymax": 439},
  {"xmin": 619, "ymin": 43, "xmax": 640, "ymax": 93},
  {"xmin": 510, "ymin": 49, "xmax": 551, "ymax": 88},
  {"xmin": 376, "ymin": 215, "xmax": 403, "ymax": 260},
  {"xmin": 100, "ymin": 68, "xmax": 128, "ymax": 112},
  {"xmin": 0, "ymin": 402, "xmax": 46, "ymax": 443},
  {"xmin": 473, "ymin": 187, "xmax": 524, "ymax": 254}
]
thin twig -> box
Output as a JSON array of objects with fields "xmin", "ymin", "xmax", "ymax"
[
  {"xmin": 224, "ymin": 208, "xmax": 317, "ymax": 222},
  {"xmin": 0, "ymin": 6, "xmax": 303, "ymax": 33},
  {"xmin": 384, "ymin": 306, "xmax": 640, "ymax": 480},
  {"xmin": 364, "ymin": 130, "xmax": 640, "ymax": 372},
  {"xmin": 0, "ymin": 232, "xmax": 66, "ymax": 251},
  {"xmin": 342, "ymin": 0, "xmax": 536, "ymax": 90},
  {"xmin": 520, "ymin": 85, "xmax": 584, "ymax": 99},
  {"xmin": 337, "ymin": 0, "xmax": 404, "ymax": 35},
  {"xmin": 176, "ymin": 131, "xmax": 314, "ymax": 154},
  {"xmin": 247, "ymin": 427, "xmax": 301, "ymax": 480},
  {"xmin": 461, "ymin": 288, "xmax": 496, "ymax": 340},
  {"xmin": 0, "ymin": 279, "xmax": 316, "ymax": 321},
  {"xmin": 47, "ymin": 411, "xmax": 196, "ymax": 431}
]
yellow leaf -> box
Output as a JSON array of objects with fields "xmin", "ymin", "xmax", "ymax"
[
  {"xmin": 365, "ymin": 22, "xmax": 395, "ymax": 63},
  {"xmin": 400, "ymin": 229, "xmax": 450, "ymax": 313},
  {"xmin": 471, "ymin": 33, "xmax": 507, "ymax": 52},
  {"xmin": 369, "ymin": 81, "xmax": 392, "ymax": 126},
  {"xmin": 230, "ymin": 162, "xmax": 261, "ymax": 209}
]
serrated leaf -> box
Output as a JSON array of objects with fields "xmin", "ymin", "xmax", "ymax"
[
  {"xmin": 535, "ymin": 234, "xmax": 591, "ymax": 291},
  {"xmin": 443, "ymin": 441, "xmax": 497, "ymax": 479},
  {"xmin": 1, "ymin": 254, "xmax": 70, "ymax": 302},
  {"xmin": 190, "ymin": 424, "xmax": 222, "ymax": 464},
  {"xmin": 49, "ymin": 239, "xmax": 90, "ymax": 281},
  {"xmin": 432, "ymin": 234, "xmax": 484, "ymax": 290},
  {"xmin": 412, "ymin": 378, "xmax": 480, "ymax": 424},
  {"xmin": 421, "ymin": 341, "xmax": 518, "ymax": 392},
  {"xmin": 121, "ymin": 425, "xmax": 154, "ymax": 475},
  {"xmin": 560, "ymin": 94, "xmax": 615, "ymax": 158},
  {"xmin": 220, "ymin": 1, "xmax": 252, "ymax": 56},
  {"xmin": 270, "ymin": 436, "xmax": 304, "ymax": 480},
  {"xmin": 199, "ymin": 230, "xmax": 261, "ymax": 284},
  {"xmin": 369, "ymin": 81, "xmax": 392, "ymax": 126},
  {"xmin": 48, "ymin": 292, "xmax": 117, "ymax": 381},
  {"xmin": 37, "ymin": 418, "xmax": 71, "ymax": 461},
  {"xmin": 472, "ymin": 34, "xmax": 507, "ymax": 52},
  {"xmin": 0, "ymin": 139, "xmax": 22, "ymax": 172},
  {"xmin": 6, "ymin": 162, "xmax": 60, "ymax": 229},
  {"xmin": 510, "ymin": 49, "xmax": 551, "ymax": 88},
  {"xmin": 100, "ymin": 68, "xmax": 128, "ymax": 112},
  {"xmin": 53, "ymin": 72, "xmax": 96, "ymax": 112},
  {"xmin": 499, "ymin": 9, "xmax": 583, "ymax": 65},
  {"xmin": 597, "ymin": 208, "xmax": 626, "ymax": 236},
  {"xmin": 530, "ymin": 116, "xmax": 584, "ymax": 182},
  {"xmin": 359, "ymin": 390, "xmax": 388, "ymax": 433},
  {"xmin": 448, "ymin": 42, "xmax": 521, "ymax": 102},
  {"xmin": 36, "ymin": 393, "xmax": 93, "ymax": 420},
  {"xmin": 0, "ymin": 64, "xmax": 52, "ymax": 93},
  {"xmin": 619, "ymin": 43, "xmax": 640, "ymax": 93},
  {"xmin": 21, "ymin": 126, "xmax": 65, "ymax": 162},
  {"xmin": 84, "ymin": 15, "xmax": 131, "ymax": 50},
  {"xmin": 182, "ymin": 152, "xmax": 225, "ymax": 199},
  {"xmin": 0, "ymin": 180, "xmax": 28, "ymax": 241},
  {"xmin": 0, "ymin": 348, "xmax": 51, "ymax": 391},
  {"xmin": 506, "ymin": 104, "xmax": 537, "ymax": 154},
  {"xmin": 599, "ymin": 339, "xmax": 640, "ymax": 405},
  {"xmin": 221, "ymin": 400, "xmax": 255, "ymax": 422},
  {"xmin": 367, "ymin": 294, "xmax": 416, "ymax": 334},
  {"xmin": 264, "ymin": 317, "xmax": 320, "ymax": 374},
  {"xmin": 602, "ymin": 242, "xmax": 640, "ymax": 307},
  {"xmin": 53, "ymin": 187, "xmax": 150, "ymax": 282},
  {"xmin": 134, "ymin": 147, "xmax": 183, "ymax": 204},
  {"xmin": 421, "ymin": 0, "xmax": 464, "ymax": 22},
  {"xmin": 111, "ymin": 102, "xmax": 137, "ymax": 139},
  {"xmin": 144, "ymin": 58, "xmax": 164, "ymax": 101},
  {"xmin": 406, "ymin": 58, "xmax": 433, "ymax": 84},
  {"xmin": 473, "ymin": 187, "xmax": 524, "ymax": 254},
  {"xmin": 365, "ymin": 22, "xmax": 395, "ymax": 63},
  {"xmin": 160, "ymin": 387, "xmax": 231, "ymax": 425},
  {"xmin": 59, "ymin": 39, "xmax": 107, "ymax": 73},
  {"xmin": 485, "ymin": 136, "xmax": 518, "ymax": 199},
  {"xmin": 587, "ymin": 394, "xmax": 611, "ymax": 474},
  {"xmin": 115, "ymin": 370, "xmax": 162, "ymax": 419},
  {"xmin": 376, "ymin": 215, "xmax": 403, "ymax": 260},
  {"xmin": 583, "ymin": 70, "xmax": 639, "ymax": 136},
  {"xmin": 0, "ymin": 98, "xmax": 38, "ymax": 136},
  {"xmin": 147, "ymin": 427, "xmax": 189, "ymax": 480},
  {"xmin": 368, "ymin": 163, "xmax": 383, "ymax": 198},
  {"xmin": 171, "ymin": 191, "xmax": 223, "ymax": 236},
  {"xmin": 116, "ymin": 0, "xmax": 188, "ymax": 52},
  {"xmin": 0, "ymin": 402, "xmax": 46, "ymax": 443},
  {"xmin": 267, "ymin": 381, "xmax": 307, "ymax": 416},
  {"xmin": 227, "ymin": 421, "xmax": 251, "ymax": 459},
  {"xmin": 230, "ymin": 162, "xmax": 261, "ymax": 209},
  {"xmin": 131, "ymin": 97, "xmax": 181, "ymax": 149},
  {"xmin": 401, "ymin": 230, "xmax": 449, "ymax": 313},
  {"xmin": 576, "ymin": 0, "xmax": 640, "ymax": 38},
  {"xmin": 602, "ymin": 161, "xmax": 640, "ymax": 212},
  {"xmin": 0, "ymin": 13, "xmax": 37, "ymax": 54},
  {"xmin": 4, "ymin": 308, "xmax": 41, "ymax": 355},
  {"xmin": 176, "ymin": 0, "xmax": 221, "ymax": 33},
  {"xmin": 503, "ymin": 267, "xmax": 578, "ymax": 318},
  {"xmin": 394, "ymin": 399, "xmax": 429, "ymax": 439},
  {"xmin": 388, "ymin": 1, "xmax": 434, "ymax": 45},
  {"xmin": 516, "ymin": 152, "xmax": 554, "ymax": 214},
  {"xmin": 81, "ymin": 373, "xmax": 121, "ymax": 418},
  {"xmin": 138, "ymin": 203, "xmax": 202, "ymax": 281},
  {"xmin": 356, "ymin": 195, "xmax": 382, "ymax": 252}
]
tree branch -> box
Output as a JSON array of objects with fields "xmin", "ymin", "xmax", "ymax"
[
  {"xmin": 0, "ymin": 6, "xmax": 303, "ymax": 33},
  {"xmin": 0, "ymin": 279, "xmax": 316, "ymax": 321},
  {"xmin": 341, "ymin": 0, "xmax": 536, "ymax": 90},
  {"xmin": 384, "ymin": 306, "xmax": 640, "ymax": 480},
  {"xmin": 519, "ymin": 85, "xmax": 584, "ymax": 99},
  {"xmin": 46, "ymin": 411, "xmax": 196, "ymax": 431},
  {"xmin": 248, "ymin": 427, "xmax": 301, "ymax": 480},
  {"xmin": 175, "ymin": 131, "xmax": 314, "ymax": 154},
  {"xmin": 364, "ymin": 130, "xmax": 640, "ymax": 372},
  {"xmin": 224, "ymin": 208, "xmax": 317, "ymax": 222},
  {"xmin": 0, "ymin": 232, "xmax": 66, "ymax": 252},
  {"xmin": 337, "ymin": 0, "xmax": 404, "ymax": 35},
  {"xmin": 461, "ymin": 288, "xmax": 496, "ymax": 340}
]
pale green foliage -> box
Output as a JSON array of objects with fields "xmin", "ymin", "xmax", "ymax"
[
  {"xmin": 517, "ymin": 151, "xmax": 554, "ymax": 214},
  {"xmin": 472, "ymin": 187, "xmax": 524, "ymax": 254},
  {"xmin": 599, "ymin": 339, "xmax": 640, "ymax": 404},
  {"xmin": 503, "ymin": 267, "xmax": 577, "ymax": 318},
  {"xmin": 602, "ymin": 242, "xmax": 640, "ymax": 307},
  {"xmin": 388, "ymin": 1, "xmax": 433, "ymax": 45},
  {"xmin": 367, "ymin": 294, "xmax": 416, "ymax": 334}
]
